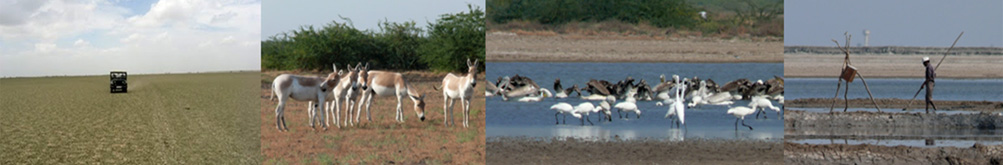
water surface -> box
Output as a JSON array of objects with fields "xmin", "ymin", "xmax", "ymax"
[{"xmin": 486, "ymin": 62, "xmax": 784, "ymax": 140}]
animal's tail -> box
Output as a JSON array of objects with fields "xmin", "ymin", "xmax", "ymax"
[
  {"xmin": 431, "ymin": 84, "xmax": 441, "ymax": 91},
  {"xmin": 269, "ymin": 84, "xmax": 276, "ymax": 101}
]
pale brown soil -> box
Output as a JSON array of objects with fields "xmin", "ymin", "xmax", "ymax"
[
  {"xmin": 260, "ymin": 71, "xmax": 486, "ymax": 164},
  {"xmin": 787, "ymin": 98, "xmax": 1003, "ymax": 113},
  {"xmin": 785, "ymin": 142, "xmax": 1003, "ymax": 164},
  {"xmin": 487, "ymin": 33, "xmax": 783, "ymax": 63},
  {"xmin": 784, "ymin": 53, "xmax": 1003, "ymax": 78},
  {"xmin": 487, "ymin": 137, "xmax": 783, "ymax": 165}
]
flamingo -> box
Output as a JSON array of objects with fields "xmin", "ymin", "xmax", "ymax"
[
  {"xmin": 517, "ymin": 88, "xmax": 552, "ymax": 102},
  {"xmin": 550, "ymin": 102, "xmax": 575, "ymax": 124},
  {"xmin": 574, "ymin": 102, "xmax": 596, "ymax": 125},
  {"xmin": 666, "ymin": 78, "xmax": 687, "ymax": 128},
  {"xmin": 726, "ymin": 106, "xmax": 756, "ymax": 130},
  {"xmin": 750, "ymin": 95, "xmax": 780, "ymax": 119}
]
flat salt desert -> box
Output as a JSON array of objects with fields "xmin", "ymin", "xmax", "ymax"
[
  {"xmin": 259, "ymin": 71, "xmax": 485, "ymax": 164},
  {"xmin": 784, "ymin": 53, "xmax": 1003, "ymax": 78},
  {"xmin": 0, "ymin": 72, "xmax": 260, "ymax": 164}
]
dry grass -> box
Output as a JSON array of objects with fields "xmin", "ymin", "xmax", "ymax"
[{"xmin": 0, "ymin": 72, "xmax": 261, "ymax": 164}]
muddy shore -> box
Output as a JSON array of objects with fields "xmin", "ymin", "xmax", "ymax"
[
  {"xmin": 487, "ymin": 33, "xmax": 783, "ymax": 63},
  {"xmin": 785, "ymin": 142, "xmax": 1003, "ymax": 164},
  {"xmin": 783, "ymin": 110, "xmax": 1003, "ymax": 129},
  {"xmin": 487, "ymin": 137, "xmax": 782, "ymax": 164},
  {"xmin": 788, "ymin": 98, "xmax": 1003, "ymax": 113}
]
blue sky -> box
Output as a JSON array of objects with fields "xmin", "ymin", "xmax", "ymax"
[
  {"xmin": 785, "ymin": 0, "xmax": 1002, "ymax": 47},
  {"xmin": 262, "ymin": 0, "xmax": 484, "ymax": 40},
  {"xmin": 0, "ymin": 0, "xmax": 261, "ymax": 77}
]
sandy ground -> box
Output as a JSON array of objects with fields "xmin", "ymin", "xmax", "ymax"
[
  {"xmin": 786, "ymin": 142, "xmax": 1003, "ymax": 164},
  {"xmin": 784, "ymin": 53, "xmax": 1003, "ymax": 78},
  {"xmin": 1, "ymin": 72, "xmax": 260, "ymax": 164},
  {"xmin": 487, "ymin": 33, "xmax": 782, "ymax": 63},
  {"xmin": 260, "ymin": 71, "xmax": 486, "ymax": 164},
  {"xmin": 487, "ymin": 137, "xmax": 783, "ymax": 164},
  {"xmin": 788, "ymin": 98, "xmax": 1003, "ymax": 113}
]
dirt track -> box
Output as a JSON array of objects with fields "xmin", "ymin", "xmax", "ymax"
[
  {"xmin": 788, "ymin": 98, "xmax": 1003, "ymax": 113},
  {"xmin": 487, "ymin": 137, "xmax": 782, "ymax": 164},
  {"xmin": 487, "ymin": 33, "xmax": 782, "ymax": 63},
  {"xmin": 785, "ymin": 142, "xmax": 1003, "ymax": 164},
  {"xmin": 260, "ymin": 71, "xmax": 485, "ymax": 164}
]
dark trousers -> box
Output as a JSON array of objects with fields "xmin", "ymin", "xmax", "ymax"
[{"xmin": 925, "ymin": 81, "xmax": 937, "ymax": 112}]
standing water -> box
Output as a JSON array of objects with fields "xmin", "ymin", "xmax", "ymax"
[{"xmin": 486, "ymin": 62, "xmax": 784, "ymax": 140}]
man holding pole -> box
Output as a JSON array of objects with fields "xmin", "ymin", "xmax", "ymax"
[{"xmin": 922, "ymin": 57, "xmax": 937, "ymax": 113}]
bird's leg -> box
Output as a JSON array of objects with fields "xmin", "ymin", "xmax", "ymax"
[
  {"xmin": 563, "ymin": 115, "xmax": 567, "ymax": 124},
  {"xmin": 734, "ymin": 118, "xmax": 739, "ymax": 130},
  {"xmin": 555, "ymin": 112, "xmax": 560, "ymax": 124},
  {"xmin": 618, "ymin": 109, "xmax": 623, "ymax": 118},
  {"xmin": 742, "ymin": 119, "xmax": 753, "ymax": 130},
  {"xmin": 587, "ymin": 116, "xmax": 593, "ymax": 125}
]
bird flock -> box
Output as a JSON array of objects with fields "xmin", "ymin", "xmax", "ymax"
[{"xmin": 487, "ymin": 74, "xmax": 784, "ymax": 130}]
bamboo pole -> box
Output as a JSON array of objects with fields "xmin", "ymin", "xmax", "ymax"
[{"xmin": 903, "ymin": 32, "xmax": 964, "ymax": 111}]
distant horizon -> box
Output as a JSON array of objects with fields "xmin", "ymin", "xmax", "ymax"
[{"xmin": 0, "ymin": 70, "xmax": 262, "ymax": 79}]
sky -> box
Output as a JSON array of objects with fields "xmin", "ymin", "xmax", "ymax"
[
  {"xmin": 0, "ymin": 0, "xmax": 261, "ymax": 77},
  {"xmin": 785, "ymin": 0, "xmax": 1003, "ymax": 47},
  {"xmin": 262, "ymin": 0, "xmax": 484, "ymax": 40}
]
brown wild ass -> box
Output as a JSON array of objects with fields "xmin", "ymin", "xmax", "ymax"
[
  {"xmin": 271, "ymin": 68, "xmax": 341, "ymax": 131},
  {"xmin": 355, "ymin": 63, "xmax": 427, "ymax": 124},
  {"xmin": 438, "ymin": 59, "xmax": 478, "ymax": 127}
]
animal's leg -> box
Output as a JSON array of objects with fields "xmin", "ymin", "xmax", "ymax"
[
  {"xmin": 275, "ymin": 101, "xmax": 285, "ymax": 131},
  {"xmin": 734, "ymin": 118, "xmax": 739, "ymax": 130},
  {"xmin": 741, "ymin": 119, "xmax": 753, "ymax": 130},
  {"xmin": 306, "ymin": 100, "xmax": 314, "ymax": 129},
  {"xmin": 463, "ymin": 98, "xmax": 471, "ymax": 128},
  {"xmin": 554, "ymin": 112, "xmax": 560, "ymax": 124},
  {"xmin": 443, "ymin": 97, "xmax": 450, "ymax": 126},
  {"xmin": 356, "ymin": 92, "xmax": 369, "ymax": 123},
  {"xmin": 395, "ymin": 94, "xmax": 404, "ymax": 122}
]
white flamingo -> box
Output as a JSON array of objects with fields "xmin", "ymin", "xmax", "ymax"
[
  {"xmin": 726, "ymin": 106, "xmax": 756, "ymax": 130},
  {"xmin": 666, "ymin": 78, "xmax": 687, "ymax": 128},
  {"xmin": 574, "ymin": 102, "xmax": 596, "ymax": 125},
  {"xmin": 750, "ymin": 95, "xmax": 781, "ymax": 119},
  {"xmin": 550, "ymin": 102, "xmax": 576, "ymax": 124},
  {"xmin": 517, "ymin": 88, "xmax": 552, "ymax": 102}
]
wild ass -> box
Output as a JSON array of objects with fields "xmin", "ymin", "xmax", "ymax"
[
  {"xmin": 355, "ymin": 63, "xmax": 427, "ymax": 124},
  {"xmin": 325, "ymin": 63, "xmax": 362, "ymax": 128},
  {"xmin": 271, "ymin": 68, "xmax": 341, "ymax": 131},
  {"xmin": 438, "ymin": 59, "xmax": 478, "ymax": 127}
]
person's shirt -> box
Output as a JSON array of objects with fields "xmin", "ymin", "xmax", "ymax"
[{"xmin": 925, "ymin": 63, "xmax": 936, "ymax": 82}]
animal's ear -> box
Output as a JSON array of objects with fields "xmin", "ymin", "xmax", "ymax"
[
  {"xmin": 466, "ymin": 58, "xmax": 472, "ymax": 67},
  {"xmin": 333, "ymin": 64, "xmax": 337, "ymax": 72},
  {"xmin": 338, "ymin": 70, "xmax": 344, "ymax": 75},
  {"xmin": 364, "ymin": 62, "xmax": 369, "ymax": 70},
  {"xmin": 473, "ymin": 59, "xmax": 478, "ymax": 66}
]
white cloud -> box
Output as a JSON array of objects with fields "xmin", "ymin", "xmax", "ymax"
[
  {"xmin": 33, "ymin": 42, "xmax": 56, "ymax": 53},
  {"xmin": 73, "ymin": 39, "xmax": 89, "ymax": 47}
]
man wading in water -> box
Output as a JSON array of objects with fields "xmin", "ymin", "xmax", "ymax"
[{"xmin": 921, "ymin": 57, "xmax": 937, "ymax": 113}]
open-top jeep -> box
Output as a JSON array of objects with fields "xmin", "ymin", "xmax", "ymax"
[{"xmin": 110, "ymin": 71, "xmax": 127, "ymax": 93}]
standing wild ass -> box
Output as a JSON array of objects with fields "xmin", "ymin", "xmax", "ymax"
[
  {"xmin": 439, "ymin": 59, "xmax": 478, "ymax": 127},
  {"xmin": 355, "ymin": 63, "xmax": 427, "ymax": 124},
  {"xmin": 325, "ymin": 63, "xmax": 363, "ymax": 128},
  {"xmin": 271, "ymin": 68, "xmax": 341, "ymax": 131}
]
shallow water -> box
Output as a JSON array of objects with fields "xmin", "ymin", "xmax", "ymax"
[
  {"xmin": 785, "ymin": 78, "xmax": 1003, "ymax": 101},
  {"xmin": 486, "ymin": 62, "xmax": 784, "ymax": 140}
]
